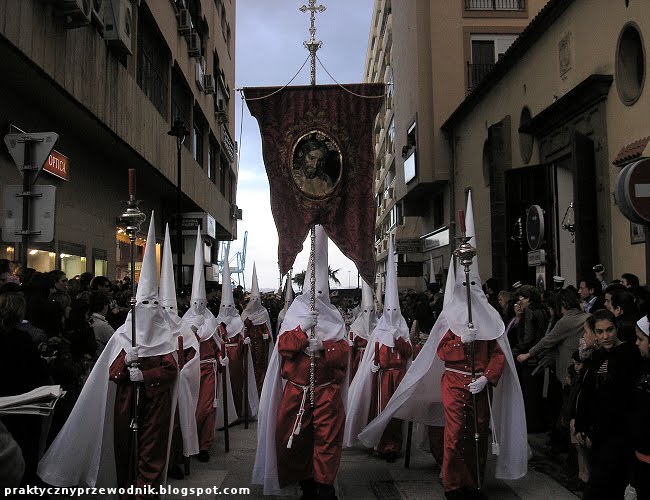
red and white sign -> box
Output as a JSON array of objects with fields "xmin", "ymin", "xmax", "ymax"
[
  {"xmin": 615, "ymin": 157, "xmax": 650, "ymax": 224},
  {"xmin": 43, "ymin": 150, "xmax": 69, "ymax": 181}
]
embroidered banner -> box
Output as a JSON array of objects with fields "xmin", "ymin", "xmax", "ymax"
[{"xmin": 245, "ymin": 84, "xmax": 384, "ymax": 286}]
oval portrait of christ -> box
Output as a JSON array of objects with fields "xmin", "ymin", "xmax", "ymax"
[{"xmin": 291, "ymin": 130, "xmax": 342, "ymax": 199}]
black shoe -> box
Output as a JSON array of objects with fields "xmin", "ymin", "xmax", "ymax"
[
  {"xmin": 197, "ymin": 450, "xmax": 210, "ymax": 462},
  {"xmin": 168, "ymin": 464, "xmax": 185, "ymax": 480},
  {"xmin": 299, "ymin": 478, "xmax": 317, "ymax": 500},
  {"xmin": 315, "ymin": 483, "xmax": 338, "ymax": 500}
]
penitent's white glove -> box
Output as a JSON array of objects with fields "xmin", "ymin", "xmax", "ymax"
[
  {"xmin": 371, "ymin": 364, "xmax": 380, "ymax": 373},
  {"xmin": 300, "ymin": 311, "xmax": 318, "ymax": 332},
  {"xmin": 262, "ymin": 334, "xmax": 270, "ymax": 340},
  {"xmin": 308, "ymin": 338, "xmax": 324, "ymax": 353},
  {"xmin": 468, "ymin": 375, "xmax": 488, "ymax": 394},
  {"xmin": 125, "ymin": 346, "xmax": 139, "ymax": 365},
  {"xmin": 128, "ymin": 367, "xmax": 144, "ymax": 382},
  {"xmin": 243, "ymin": 336, "xmax": 252, "ymax": 345},
  {"xmin": 460, "ymin": 326, "xmax": 477, "ymax": 344},
  {"xmin": 219, "ymin": 356, "xmax": 229, "ymax": 367}
]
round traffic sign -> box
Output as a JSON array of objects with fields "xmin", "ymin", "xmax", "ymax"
[
  {"xmin": 526, "ymin": 205, "xmax": 545, "ymax": 250},
  {"xmin": 615, "ymin": 158, "xmax": 650, "ymax": 224}
]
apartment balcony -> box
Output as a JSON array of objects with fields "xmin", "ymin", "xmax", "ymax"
[
  {"xmin": 467, "ymin": 62, "xmax": 495, "ymax": 92},
  {"xmin": 464, "ymin": 0, "xmax": 525, "ymax": 10}
]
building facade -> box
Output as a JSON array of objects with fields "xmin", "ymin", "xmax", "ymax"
[
  {"xmin": 443, "ymin": 0, "xmax": 649, "ymax": 288},
  {"xmin": 365, "ymin": 0, "xmax": 546, "ymax": 293},
  {"xmin": 0, "ymin": 0, "xmax": 237, "ymax": 284}
]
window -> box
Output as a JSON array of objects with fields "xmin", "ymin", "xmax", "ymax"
[
  {"xmin": 171, "ymin": 69, "xmax": 192, "ymax": 150},
  {"xmin": 219, "ymin": 153, "xmax": 227, "ymax": 195},
  {"xmin": 616, "ymin": 22, "xmax": 645, "ymax": 106},
  {"xmin": 464, "ymin": 0, "xmax": 525, "ymax": 10},
  {"xmin": 227, "ymin": 169, "xmax": 234, "ymax": 203},
  {"xmin": 193, "ymin": 123, "xmax": 203, "ymax": 165},
  {"xmin": 93, "ymin": 248, "xmax": 108, "ymax": 277},
  {"xmin": 403, "ymin": 121, "xmax": 417, "ymax": 183},
  {"xmin": 136, "ymin": 6, "xmax": 170, "ymax": 118},
  {"xmin": 59, "ymin": 242, "xmax": 86, "ymax": 278},
  {"xmin": 387, "ymin": 117, "xmax": 395, "ymax": 155},
  {"xmin": 468, "ymin": 34, "xmax": 518, "ymax": 91},
  {"xmin": 208, "ymin": 139, "xmax": 218, "ymax": 183}
]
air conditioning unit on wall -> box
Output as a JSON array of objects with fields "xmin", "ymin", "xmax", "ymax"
[
  {"xmin": 188, "ymin": 32, "xmax": 201, "ymax": 57},
  {"xmin": 57, "ymin": 0, "xmax": 92, "ymax": 28},
  {"xmin": 204, "ymin": 74, "xmax": 216, "ymax": 94},
  {"xmin": 103, "ymin": 0, "xmax": 133, "ymax": 54},
  {"xmin": 177, "ymin": 8, "xmax": 190, "ymax": 34}
]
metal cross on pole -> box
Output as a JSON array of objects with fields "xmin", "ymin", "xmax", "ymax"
[{"xmin": 300, "ymin": 0, "xmax": 326, "ymax": 86}]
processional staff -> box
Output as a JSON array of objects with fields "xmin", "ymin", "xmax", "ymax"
[
  {"xmin": 452, "ymin": 209, "xmax": 482, "ymax": 491},
  {"xmin": 118, "ymin": 168, "xmax": 146, "ymax": 484}
]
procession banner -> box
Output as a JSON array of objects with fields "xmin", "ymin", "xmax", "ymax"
[{"xmin": 245, "ymin": 83, "xmax": 384, "ymax": 285}]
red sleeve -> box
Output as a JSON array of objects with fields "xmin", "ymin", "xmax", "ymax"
[
  {"xmin": 141, "ymin": 353, "xmax": 178, "ymax": 388},
  {"xmin": 322, "ymin": 338, "xmax": 350, "ymax": 369},
  {"xmin": 394, "ymin": 337, "xmax": 413, "ymax": 359},
  {"xmin": 437, "ymin": 330, "xmax": 465, "ymax": 362},
  {"xmin": 484, "ymin": 340, "xmax": 505, "ymax": 386},
  {"xmin": 109, "ymin": 350, "xmax": 129, "ymax": 383},
  {"xmin": 278, "ymin": 326, "xmax": 309, "ymax": 359}
]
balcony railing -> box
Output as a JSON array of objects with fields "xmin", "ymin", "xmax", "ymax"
[
  {"xmin": 467, "ymin": 62, "xmax": 495, "ymax": 92},
  {"xmin": 464, "ymin": 0, "xmax": 525, "ymax": 10}
]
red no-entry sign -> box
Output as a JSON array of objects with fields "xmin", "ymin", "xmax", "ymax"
[{"xmin": 615, "ymin": 158, "xmax": 650, "ymax": 224}]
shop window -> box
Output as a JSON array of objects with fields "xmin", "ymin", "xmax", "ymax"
[
  {"xmin": 93, "ymin": 248, "xmax": 108, "ymax": 277},
  {"xmin": 116, "ymin": 228, "xmax": 146, "ymax": 283},
  {"xmin": 59, "ymin": 242, "xmax": 87, "ymax": 278},
  {"xmin": 616, "ymin": 22, "xmax": 645, "ymax": 106},
  {"xmin": 28, "ymin": 249, "xmax": 56, "ymax": 273}
]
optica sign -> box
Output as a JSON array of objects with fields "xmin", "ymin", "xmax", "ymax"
[{"xmin": 42, "ymin": 150, "xmax": 69, "ymax": 181}]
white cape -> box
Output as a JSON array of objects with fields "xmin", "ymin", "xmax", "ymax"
[
  {"xmin": 357, "ymin": 312, "xmax": 528, "ymax": 480},
  {"xmin": 252, "ymin": 294, "xmax": 349, "ymax": 496},
  {"xmin": 38, "ymin": 331, "xmax": 179, "ymax": 486}
]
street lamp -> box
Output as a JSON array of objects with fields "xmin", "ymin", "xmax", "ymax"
[{"xmin": 167, "ymin": 119, "xmax": 189, "ymax": 289}]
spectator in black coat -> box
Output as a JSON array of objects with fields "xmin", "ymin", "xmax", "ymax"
[{"xmin": 631, "ymin": 316, "xmax": 650, "ymax": 500}]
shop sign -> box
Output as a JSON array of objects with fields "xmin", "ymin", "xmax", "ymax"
[
  {"xmin": 396, "ymin": 238, "xmax": 421, "ymax": 254},
  {"xmin": 43, "ymin": 150, "xmax": 69, "ymax": 181}
]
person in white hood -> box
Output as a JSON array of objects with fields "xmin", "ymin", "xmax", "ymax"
[
  {"xmin": 276, "ymin": 275, "xmax": 294, "ymax": 337},
  {"xmin": 252, "ymin": 225, "xmax": 349, "ymax": 499},
  {"xmin": 344, "ymin": 237, "xmax": 412, "ymax": 463},
  {"xmin": 241, "ymin": 263, "xmax": 274, "ymax": 395},
  {"xmin": 38, "ymin": 212, "xmax": 179, "ymax": 493},
  {"xmin": 159, "ymin": 224, "xmax": 200, "ymax": 479},
  {"xmin": 358, "ymin": 192, "xmax": 527, "ymax": 500},
  {"xmin": 348, "ymin": 279, "xmax": 378, "ymax": 384}
]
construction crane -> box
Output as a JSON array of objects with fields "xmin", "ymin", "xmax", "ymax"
[{"xmin": 218, "ymin": 230, "xmax": 248, "ymax": 289}]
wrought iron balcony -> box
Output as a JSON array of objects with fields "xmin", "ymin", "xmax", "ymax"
[
  {"xmin": 467, "ymin": 62, "xmax": 496, "ymax": 92},
  {"xmin": 464, "ymin": 0, "xmax": 526, "ymax": 10}
]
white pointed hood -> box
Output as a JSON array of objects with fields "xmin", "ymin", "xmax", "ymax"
[
  {"xmin": 282, "ymin": 225, "xmax": 345, "ymax": 341},
  {"xmin": 276, "ymin": 274, "xmax": 294, "ymax": 334},
  {"xmin": 429, "ymin": 255, "xmax": 436, "ymax": 284},
  {"xmin": 115, "ymin": 212, "xmax": 177, "ymax": 356},
  {"xmin": 349, "ymin": 279, "xmax": 377, "ymax": 340},
  {"xmin": 216, "ymin": 243, "xmax": 245, "ymax": 337},
  {"xmin": 159, "ymin": 224, "xmax": 178, "ymax": 313},
  {"xmin": 372, "ymin": 236, "xmax": 409, "ymax": 348},
  {"xmin": 181, "ymin": 227, "xmax": 214, "ymax": 331},
  {"xmin": 445, "ymin": 191, "xmax": 504, "ymax": 340},
  {"xmin": 241, "ymin": 262, "xmax": 270, "ymax": 326}
]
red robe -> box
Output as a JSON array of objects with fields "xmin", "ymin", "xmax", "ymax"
[
  {"xmin": 195, "ymin": 336, "xmax": 222, "ymax": 452},
  {"xmin": 244, "ymin": 319, "xmax": 272, "ymax": 395},
  {"xmin": 348, "ymin": 333, "xmax": 368, "ymax": 383},
  {"xmin": 275, "ymin": 327, "xmax": 349, "ymax": 487},
  {"xmin": 170, "ymin": 339, "xmax": 197, "ymax": 466},
  {"xmin": 368, "ymin": 338, "xmax": 412, "ymax": 455},
  {"xmin": 222, "ymin": 331, "xmax": 246, "ymax": 417},
  {"xmin": 109, "ymin": 351, "xmax": 177, "ymax": 493},
  {"xmin": 437, "ymin": 330, "xmax": 505, "ymax": 492}
]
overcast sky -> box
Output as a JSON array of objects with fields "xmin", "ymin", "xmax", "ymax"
[{"xmin": 233, "ymin": 0, "xmax": 374, "ymax": 291}]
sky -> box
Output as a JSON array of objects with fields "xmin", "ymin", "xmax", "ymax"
[{"xmin": 232, "ymin": 0, "xmax": 374, "ymax": 291}]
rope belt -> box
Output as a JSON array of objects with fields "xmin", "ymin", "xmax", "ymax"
[
  {"xmin": 200, "ymin": 358, "xmax": 219, "ymax": 408},
  {"xmin": 379, "ymin": 367, "xmax": 402, "ymax": 372},
  {"xmin": 285, "ymin": 379, "xmax": 333, "ymax": 449},
  {"xmin": 445, "ymin": 367, "xmax": 484, "ymax": 377},
  {"xmin": 225, "ymin": 343, "xmax": 239, "ymax": 348}
]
